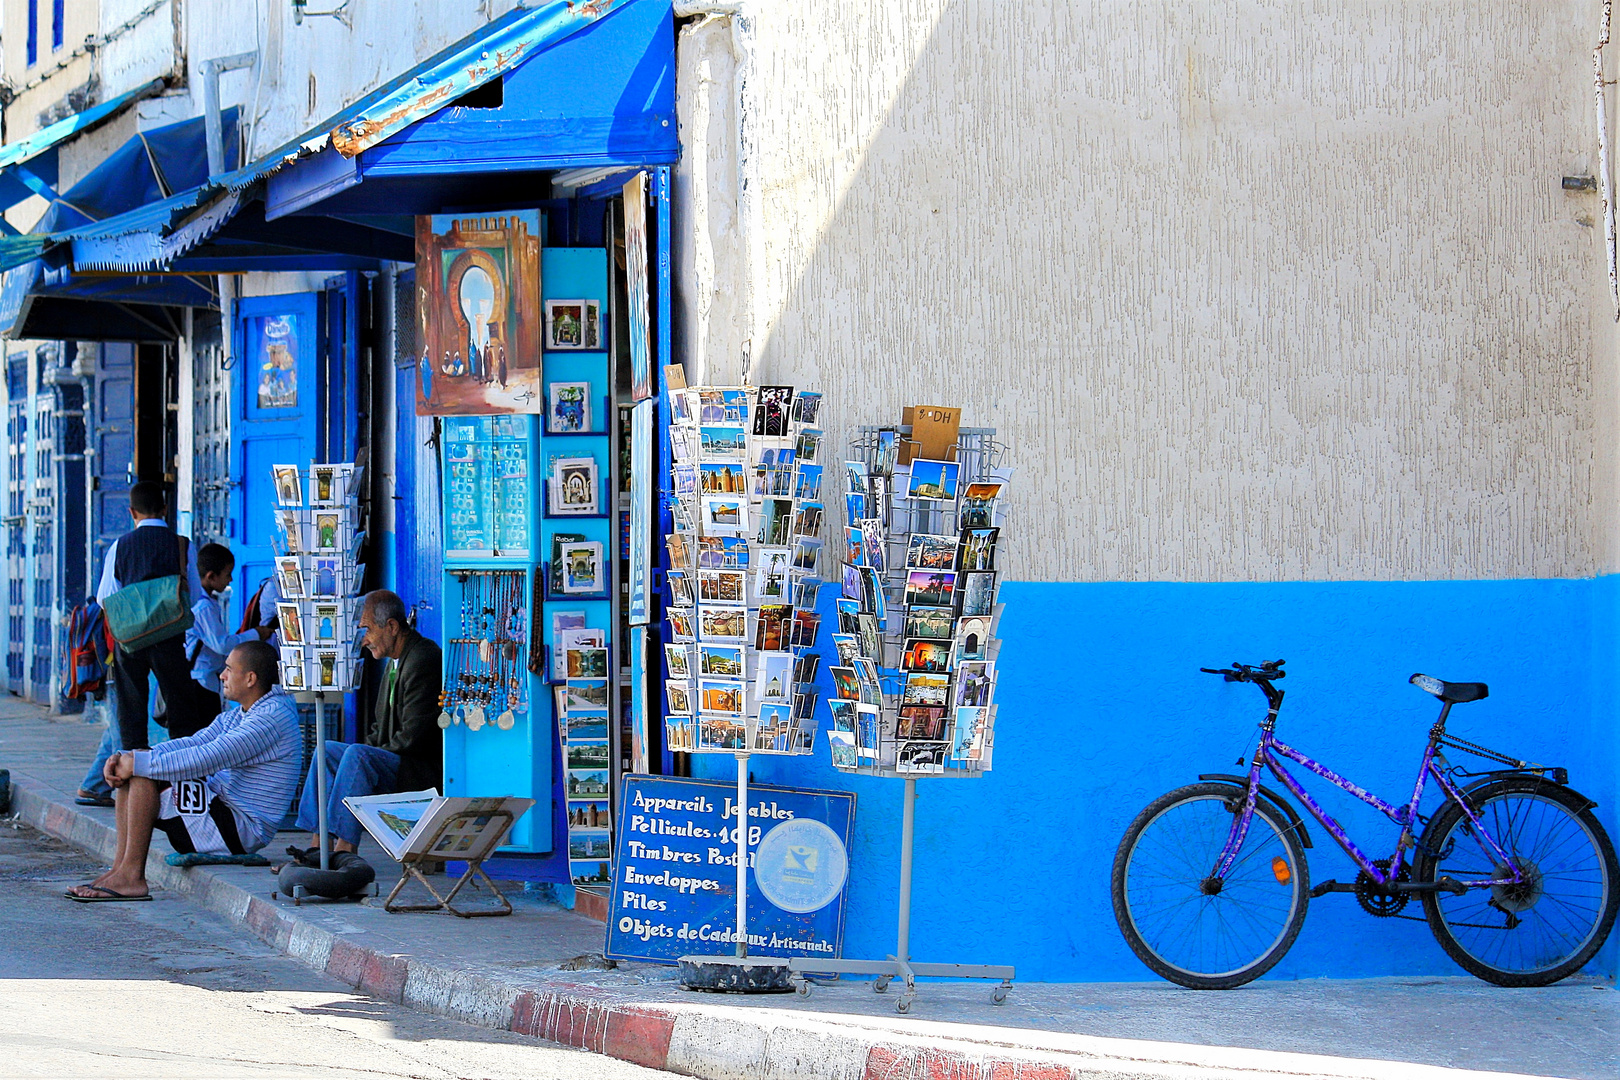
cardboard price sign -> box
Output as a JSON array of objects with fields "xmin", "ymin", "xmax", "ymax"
[
  {"xmin": 605, "ymin": 775, "xmax": 855, "ymax": 964},
  {"xmin": 900, "ymin": 405, "xmax": 961, "ymax": 464}
]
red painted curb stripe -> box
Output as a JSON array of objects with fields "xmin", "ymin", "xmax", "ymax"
[{"xmin": 508, "ymin": 989, "xmax": 675, "ymax": 1070}]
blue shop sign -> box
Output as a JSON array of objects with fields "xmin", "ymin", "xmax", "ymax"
[{"xmin": 605, "ymin": 775, "xmax": 856, "ymax": 965}]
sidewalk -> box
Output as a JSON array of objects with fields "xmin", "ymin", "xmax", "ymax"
[{"xmin": 1, "ymin": 696, "xmax": 1612, "ymax": 1080}]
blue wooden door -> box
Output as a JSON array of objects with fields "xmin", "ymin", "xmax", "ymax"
[{"xmin": 231, "ymin": 293, "xmax": 320, "ymax": 621}]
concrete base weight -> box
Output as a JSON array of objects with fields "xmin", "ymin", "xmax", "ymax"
[{"xmin": 678, "ymin": 954, "xmax": 795, "ymax": 993}]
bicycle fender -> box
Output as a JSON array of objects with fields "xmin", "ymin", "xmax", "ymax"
[{"xmin": 1199, "ymin": 774, "xmax": 1313, "ymax": 848}]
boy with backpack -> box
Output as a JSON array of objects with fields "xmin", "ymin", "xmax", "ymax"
[{"xmin": 186, "ymin": 543, "xmax": 272, "ymax": 719}]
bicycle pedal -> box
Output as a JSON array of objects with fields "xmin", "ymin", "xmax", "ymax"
[{"xmin": 1309, "ymin": 880, "xmax": 1357, "ymax": 898}]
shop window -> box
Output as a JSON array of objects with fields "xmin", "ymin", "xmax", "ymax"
[
  {"xmin": 26, "ymin": 0, "xmax": 39, "ymax": 66},
  {"xmin": 51, "ymin": 0, "xmax": 63, "ymax": 51}
]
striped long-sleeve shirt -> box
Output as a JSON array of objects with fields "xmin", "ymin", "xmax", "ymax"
[{"xmin": 131, "ymin": 688, "xmax": 302, "ymax": 852}]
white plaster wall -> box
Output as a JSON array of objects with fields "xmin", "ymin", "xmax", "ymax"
[{"xmin": 681, "ymin": 0, "xmax": 1620, "ymax": 584}]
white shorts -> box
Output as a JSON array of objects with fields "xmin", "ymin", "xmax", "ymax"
[{"xmin": 155, "ymin": 780, "xmax": 249, "ymax": 855}]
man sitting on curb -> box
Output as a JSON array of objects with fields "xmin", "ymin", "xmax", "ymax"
[{"xmin": 65, "ymin": 639, "xmax": 302, "ymax": 902}]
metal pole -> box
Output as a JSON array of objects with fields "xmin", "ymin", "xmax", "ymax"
[
  {"xmin": 735, "ymin": 751, "xmax": 749, "ymax": 958},
  {"xmin": 897, "ymin": 777, "xmax": 916, "ymax": 964},
  {"xmin": 314, "ymin": 692, "xmax": 330, "ymax": 870}
]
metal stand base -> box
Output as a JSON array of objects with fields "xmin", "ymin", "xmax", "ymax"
[
  {"xmin": 787, "ymin": 777, "xmax": 1013, "ymax": 1014},
  {"xmin": 677, "ymin": 954, "xmax": 795, "ymax": 993},
  {"xmin": 787, "ymin": 957, "xmax": 1013, "ymax": 1012}
]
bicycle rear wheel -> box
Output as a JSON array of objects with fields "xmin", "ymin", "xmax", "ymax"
[
  {"xmin": 1111, "ymin": 782, "xmax": 1309, "ymax": 989},
  {"xmin": 1417, "ymin": 779, "xmax": 1619, "ymax": 987}
]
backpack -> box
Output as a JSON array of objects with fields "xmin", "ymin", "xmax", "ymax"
[
  {"xmin": 237, "ymin": 576, "xmax": 272, "ymax": 635},
  {"xmin": 64, "ymin": 597, "xmax": 113, "ymax": 700}
]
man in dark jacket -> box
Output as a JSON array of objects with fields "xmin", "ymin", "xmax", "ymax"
[
  {"xmin": 98, "ymin": 482, "xmax": 209, "ymax": 749},
  {"xmin": 294, "ymin": 589, "xmax": 443, "ymax": 854}
]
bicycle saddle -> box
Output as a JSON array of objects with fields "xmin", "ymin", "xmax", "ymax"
[{"xmin": 1409, "ymin": 673, "xmax": 1488, "ymax": 704}]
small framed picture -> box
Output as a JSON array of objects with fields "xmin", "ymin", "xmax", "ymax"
[
  {"xmin": 280, "ymin": 646, "xmax": 306, "ymax": 690},
  {"xmin": 547, "ymin": 381, "xmax": 593, "ymax": 433},
  {"xmin": 559, "ymin": 541, "xmax": 604, "ymax": 594},
  {"xmin": 907, "ymin": 459, "xmax": 960, "ymax": 502},
  {"xmin": 545, "ymin": 298, "xmax": 601, "ymax": 351},
  {"xmin": 276, "ymin": 557, "xmax": 306, "ymax": 600},
  {"xmin": 549, "ymin": 456, "xmax": 599, "ymax": 515},
  {"xmin": 272, "ymin": 465, "xmax": 303, "ymax": 508}
]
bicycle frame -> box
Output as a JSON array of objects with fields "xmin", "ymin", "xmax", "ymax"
[{"xmin": 1213, "ymin": 694, "xmax": 1523, "ymax": 890}]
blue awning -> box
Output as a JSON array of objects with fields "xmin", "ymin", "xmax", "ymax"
[{"xmin": 0, "ymin": 79, "xmax": 163, "ymax": 219}]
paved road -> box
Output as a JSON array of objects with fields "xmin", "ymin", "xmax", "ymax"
[{"xmin": 0, "ymin": 817, "xmax": 672, "ymax": 1079}]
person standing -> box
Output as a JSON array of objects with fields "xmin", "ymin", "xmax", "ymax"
[
  {"xmin": 98, "ymin": 482, "xmax": 206, "ymax": 749},
  {"xmin": 293, "ymin": 590, "xmax": 442, "ymax": 856},
  {"xmin": 186, "ymin": 542, "xmax": 272, "ymax": 720}
]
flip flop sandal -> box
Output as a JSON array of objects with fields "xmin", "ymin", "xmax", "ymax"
[
  {"xmin": 75, "ymin": 791, "xmax": 116, "ymax": 807},
  {"xmin": 65, "ymin": 885, "xmax": 153, "ymax": 903}
]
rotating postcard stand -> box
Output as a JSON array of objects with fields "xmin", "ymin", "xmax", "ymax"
[
  {"xmin": 268, "ymin": 462, "xmax": 367, "ymax": 890},
  {"xmin": 663, "ymin": 385, "xmax": 828, "ymax": 991},
  {"xmin": 787, "ymin": 424, "xmax": 1013, "ymax": 1012}
]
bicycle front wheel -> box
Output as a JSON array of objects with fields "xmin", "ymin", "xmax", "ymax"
[
  {"xmin": 1111, "ymin": 782, "xmax": 1309, "ymax": 989},
  {"xmin": 1418, "ymin": 779, "xmax": 1618, "ymax": 987}
]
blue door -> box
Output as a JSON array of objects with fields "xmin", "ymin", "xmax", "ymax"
[{"xmin": 231, "ymin": 293, "xmax": 320, "ymax": 622}]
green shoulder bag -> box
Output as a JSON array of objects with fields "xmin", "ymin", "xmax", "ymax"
[{"xmin": 103, "ymin": 537, "xmax": 194, "ymax": 652}]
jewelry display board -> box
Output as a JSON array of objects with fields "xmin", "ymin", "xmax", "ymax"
[{"xmin": 788, "ymin": 420, "xmax": 1015, "ymax": 1011}]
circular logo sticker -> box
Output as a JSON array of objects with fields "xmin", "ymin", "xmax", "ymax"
[{"xmin": 753, "ymin": 818, "xmax": 849, "ymax": 914}]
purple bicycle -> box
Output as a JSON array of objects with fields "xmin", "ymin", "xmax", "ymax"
[{"xmin": 1111, "ymin": 660, "xmax": 1618, "ymax": 989}]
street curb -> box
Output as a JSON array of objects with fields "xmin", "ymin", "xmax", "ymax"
[{"xmin": 10, "ymin": 772, "xmax": 1532, "ymax": 1080}]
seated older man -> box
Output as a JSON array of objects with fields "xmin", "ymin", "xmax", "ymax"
[{"xmin": 66, "ymin": 639, "xmax": 302, "ymax": 902}]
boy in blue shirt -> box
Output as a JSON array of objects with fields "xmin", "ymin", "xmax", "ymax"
[{"xmin": 186, "ymin": 543, "xmax": 271, "ymax": 721}]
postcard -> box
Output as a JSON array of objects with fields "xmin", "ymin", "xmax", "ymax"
[
  {"xmin": 547, "ymin": 381, "xmax": 592, "ymax": 433},
  {"xmin": 664, "ymin": 643, "xmax": 692, "ymax": 679},
  {"xmin": 311, "ymin": 512, "xmax": 342, "ymax": 553},
  {"xmin": 792, "ymin": 575, "xmax": 822, "ymax": 609},
  {"xmin": 904, "ymin": 568, "xmax": 957, "ymax": 608},
  {"xmin": 701, "ymin": 495, "xmax": 749, "ymax": 537},
  {"xmin": 567, "ymin": 646, "xmax": 608, "ymax": 679},
  {"xmin": 794, "ymin": 652, "xmax": 821, "ymax": 684},
  {"xmin": 276, "ymin": 602, "xmax": 304, "ymax": 645},
  {"xmin": 827, "ymin": 699, "xmax": 859, "ymax": 733},
  {"xmin": 790, "ymin": 609, "xmax": 820, "ymax": 648},
  {"xmin": 852, "ymin": 656, "xmax": 882, "ymax": 705},
  {"xmin": 550, "ymin": 456, "xmax": 599, "ymax": 515},
  {"xmin": 698, "ymin": 679, "xmax": 746, "ymax": 717},
  {"xmin": 276, "ymin": 509, "xmax": 304, "ymax": 553},
  {"xmin": 856, "ymin": 613, "xmax": 883, "ymax": 661},
  {"xmin": 308, "ymin": 465, "xmax": 339, "ymax": 507},
  {"xmin": 795, "ymin": 428, "xmax": 822, "ymax": 463},
  {"xmin": 907, "ymin": 458, "xmax": 959, "ymax": 502},
  {"xmin": 315, "ymin": 649, "xmax": 341, "ymax": 689},
  {"xmin": 954, "ymin": 615, "xmax": 993, "ymax": 663},
  {"xmin": 669, "ymin": 426, "xmax": 696, "ymax": 463},
  {"xmin": 792, "ymin": 391, "xmax": 822, "ymax": 425},
  {"xmin": 698, "ymin": 643, "xmax": 744, "ymax": 677},
  {"xmin": 273, "ymin": 465, "xmax": 303, "ymax": 507},
  {"xmin": 755, "ymin": 651, "xmax": 793, "ymax": 702},
  {"xmin": 899, "ymin": 705, "xmax": 947, "ymax": 740},
  {"xmin": 958, "ymin": 527, "xmax": 998, "ymax": 573},
  {"xmin": 960, "ymin": 480, "xmax": 1002, "ymax": 529},
  {"xmin": 545, "ymin": 298, "xmax": 600, "ymax": 350},
  {"xmin": 844, "ymin": 460, "xmax": 869, "ymax": 494},
  {"xmin": 874, "ymin": 429, "xmax": 899, "ymax": 476},
  {"xmin": 565, "ymin": 678, "xmax": 610, "ymax": 713},
  {"xmin": 896, "ymin": 741, "xmax": 948, "ymax": 774},
  {"xmin": 860, "ymin": 566, "xmax": 887, "ymax": 620},
  {"xmin": 902, "ymin": 672, "xmax": 951, "ymax": 707},
  {"xmin": 855, "ymin": 704, "xmax": 881, "ymax": 757},
  {"xmin": 907, "ymin": 532, "xmax": 958, "ymax": 571},
  {"xmin": 830, "ymin": 666, "xmax": 860, "ymax": 700},
  {"xmin": 841, "ymin": 562, "xmax": 863, "ymax": 601},
  {"xmin": 698, "ymin": 535, "xmax": 750, "ymax": 569},
  {"xmin": 312, "ymin": 603, "xmax": 341, "ymax": 643},
  {"xmin": 699, "ymin": 425, "xmax": 747, "ymax": 461},
  {"xmin": 754, "ymin": 604, "xmax": 790, "ymax": 651},
  {"xmin": 831, "ymin": 633, "xmax": 861, "ymax": 666},
  {"xmin": 565, "ymin": 711, "xmax": 610, "ymax": 740},
  {"xmin": 843, "ymin": 526, "xmax": 865, "ymax": 567},
  {"xmin": 793, "ymin": 687, "xmax": 820, "ymax": 720},
  {"xmin": 698, "ymin": 568, "xmax": 746, "ymax": 603},
  {"xmin": 951, "ymin": 706, "xmax": 986, "ymax": 759},
  {"xmin": 670, "ymin": 388, "xmax": 694, "ymax": 425},
  {"xmin": 905, "ymin": 605, "xmax": 955, "ymax": 640},
  {"xmin": 699, "ymin": 605, "xmax": 748, "ymax": 643},
  {"xmin": 310, "ymin": 557, "xmax": 342, "ymax": 599},
  {"xmin": 276, "ymin": 557, "xmax": 306, "ymax": 600},
  {"xmin": 698, "ymin": 717, "xmax": 747, "ymax": 751},
  {"xmin": 280, "ymin": 646, "xmax": 306, "ymax": 690},
  {"xmin": 754, "ymin": 385, "xmax": 794, "ymax": 437},
  {"xmin": 559, "ymin": 541, "xmax": 604, "ymax": 594},
  {"xmin": 673, "ymin": 464, "xmax": 697, "ymax": 497},
  {"xmin": 667, "ymin": 571, "xmax": 695, "ymax": 608},
  {"xmin": 755, "ymin": 702, "xmax": 794, "ymax": 751},
  {"xmin": 699, "ymin": 461, "xmax": 748, "ymax": 496},
  {"xmin": 846, "ymin": 492, "xmax": 867, "ymax": 522},
  {"xmin": 667, "ymin": 606, "xmax": 697, "ymax": 642},
  {"xmin": 756, "ymin": 497, "xmax": 793, "ymax": 547},
  {"xmin": 791, "ymin": 536, "xmax": 822, "ymax": 572},
  {"xmin": 958, "ymin": 572, "xmax": 996, "ymax": 616},
  {"xmin": 666, "ymin": 532, "xmax": 693, "ymax": 572},
  {"xmin": 666, "ymin": 681, "xmax": 693, "ymax": 715},
  {"xmin": 836, "ymin": 597, "xmax": 861, "ymax": 634},
  {"xmin": 752, "ymin": 547, "xmax": 790, "ymax": 601},
  {"xmin": 792, "ymin": 501, "xmax": 823, "ymax": 538},
  {"xmin": 697, "ymin": 390, "xmax": 726, "ymax": 424},
  {"xmin": 901, "ymin": 638, "xmax": 952, "ymax": 674},
  {"xmin": 795, "ymin": 464, "xmax": 824, "ymax": 502},
  {"xmin": 665, "ymin": 717, "xmax": 696, "ymax": 751},
  {"xmin": 956, "ymin": 660, "xmax": 995, "ymax": 708},
  {"xmin": 860, "ymin": 519, "xmax": 886, "ymax": 571},
  {"xmin": 828, "ymin": 729, "xmax": 858, "ymax": 768}
]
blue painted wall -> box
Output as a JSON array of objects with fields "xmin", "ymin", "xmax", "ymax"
[{"xmin": 695, "ymin": 577, "xmax": 1620, "ymax": 982}]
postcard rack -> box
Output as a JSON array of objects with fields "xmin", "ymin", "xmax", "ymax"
[{"xmin": 789, "ymin": 424, "xmax": 1013, "ymax": 1011}]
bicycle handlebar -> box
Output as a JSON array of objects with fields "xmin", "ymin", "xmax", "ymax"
[{"xmin": 1200, "ymin": 660, "xmax": 1286, "ymax": 683}]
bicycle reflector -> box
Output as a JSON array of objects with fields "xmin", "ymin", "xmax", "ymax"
[{"xmin": 1272, "ymin": 856, "xmax": 1292, "ymax": 885}]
